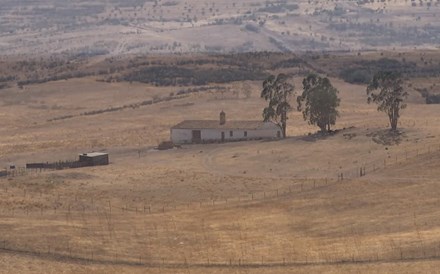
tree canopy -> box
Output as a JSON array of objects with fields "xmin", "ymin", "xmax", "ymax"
[
  {"xmin": 297, "ymin": 74, "xmax": 340, "ymax": 132},
  {"xmin": 260, "ymin": 73, "xmax": 295, "ymax": 138},
  {"xmin": 366, "ymin": 71, "xmax": 408, "ymax": 131}
]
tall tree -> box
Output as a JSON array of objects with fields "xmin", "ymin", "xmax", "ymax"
[
  {"xmin": 366, "ymin": 71, "xmax": 408, "ymax": 131},
  {"xmin": 260, "ymin": 73, "xmax": 294, "ymax": 138},
  {"xmin": 297, "ymin": 74, "xmax": 340, "ymax": 132}
]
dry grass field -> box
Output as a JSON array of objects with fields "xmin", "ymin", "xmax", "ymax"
[{"xmin": 1, "ymin": 50, "xmax": 440, "ymax": 273}]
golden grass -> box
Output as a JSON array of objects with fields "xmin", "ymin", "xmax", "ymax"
[{"xmin": 1, "ymin": 68, "xmax": 440, "ymax": 273}]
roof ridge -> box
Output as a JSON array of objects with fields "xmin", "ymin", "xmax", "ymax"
[{"xmin": 171, "ymin": 120, "xmax": 276, "ymax": 130}]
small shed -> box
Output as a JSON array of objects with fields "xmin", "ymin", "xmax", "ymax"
[{"xmin": 79, "ymin": 152, "xmax": 109, "ymax": 166}]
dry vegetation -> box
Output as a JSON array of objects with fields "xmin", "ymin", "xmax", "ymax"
[
  {"xmin": 0, "ymin": 50, "xmax": 440, "ymax": 273},
  {"xmin": 0, "ymin": 0, "xmax": 440, "ymax": 56}
]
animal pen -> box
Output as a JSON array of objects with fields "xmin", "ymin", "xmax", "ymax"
[{"xmin": 26, "ymin": 152, "xmax": 109, "ymax": 171}]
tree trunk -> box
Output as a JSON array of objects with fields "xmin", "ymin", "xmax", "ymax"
[
  {"xmin": 281, "ymin": 111, "xmax": 287, "ymax": 138},
  {"xmin": 389, "ymin": 108, "xmax": 398, "ymax": 131},
  {"xmin": 282, "ymin": 122, "xmax": 287, "ymax": 138},
  {"xmin": 391, "ymin": 118, "xmax": 398, "ymax": 131}
]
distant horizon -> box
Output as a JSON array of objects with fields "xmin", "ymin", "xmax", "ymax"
[{"xmin": 1, "ymin": 0, "xmax": 439, "ymax": 56}]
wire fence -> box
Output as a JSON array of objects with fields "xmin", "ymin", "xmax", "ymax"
[
  {"xmin": 1, "ymin": 141, "xmax": 439, "ymax": 216},
  {"xmin": 1, "ymin": 137, "xmax": 440, "ymax": 268},
  {"xmin": 1, "ymin": 221, "xmax": 440, "ymax": 269},
  {"xmin": 337, "ymin": 142, "xmax": 440, "ymax": 180}
]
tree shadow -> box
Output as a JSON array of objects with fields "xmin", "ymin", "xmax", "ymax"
[
  {"xmin": 366, "ymin": 129, "xmax": 406, "ymax": 146},
  {"xmin": 297, "ymin": 127, "xmax": 352, "ymax": 142}
]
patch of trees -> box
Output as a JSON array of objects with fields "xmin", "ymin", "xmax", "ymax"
[
  {"xmin": 340, "ymin": 58, "xmax": 416, "ymax": 84},
  {"xmin": 244, "ymin": 23, "xmax": 260, "ymax": 33},
  {"xmin": 314, "ymin": 6, "xmax": 346, "ymax": 16},
  {"xmin": 210, "ymin": 17, "xmax": 243, "ymax": 26},
  {"xmin": 70, "ymin": 48, "xmax": 110, "ymax": 59},
  {"xmin": 176, "ymin": 86, "xmax": 227, "ymax": 96},
  {"xmin": 425, "ymin": 94, "xmax": 440, "ymax": 104},
  {"xmin": 339, "ymin": 68, "xmax": 372, "ymax": 85},
  {"xmin": 257, "ymin": 2, "xmax": 299, "ymax": 13},
  {"xmin": 261, "ymin": 73, "xmax": 341, "ymax": 136},
  {"xmin": 417, "ymin": 88, "xmax": 440, "ymax": 104},
  {"xmin": 271, "ymin": 58, "xmax": 303, "ymax": 69},
  {"xmin": 124, "ymin": 52, "xmax": 289, "ymax": 73},
  {"xmin": 261, "ymin": 70, "xmax": 410, "ymax": 135},
  {"xmin": 0, "ymin": 75, "xmax": 16, "ymax": 83},
  {"xmin": 328, "ymin": 22, "xmax": 392, "ymax": 35},
  {"xmin": 110, "ymin": 0, "xmax": 147, "ymax": 8},
  {"xmin": 124, "ymin": 66, "xmax": 268, "ymax": 86},
  {"xmin": 162, "ymin": 1, "xmax": 179, "ymax": 6},
  {"xmin": 17, "ymin": 71, "xmax": 94, "ymax": 87}
]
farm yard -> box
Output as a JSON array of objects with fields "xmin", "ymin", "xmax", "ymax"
[{"xmin": 1, "ymin": 50, "xmax": 440, "ymax": 273}]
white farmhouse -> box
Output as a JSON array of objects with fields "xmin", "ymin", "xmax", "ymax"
[{"xmin": 171, "ymin": 111, "xmax": 281, "ymax": 144}]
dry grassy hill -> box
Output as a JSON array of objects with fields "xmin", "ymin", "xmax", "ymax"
[{"xmin": 0, "ymin": 50, "xmax": 440, "ymax": 272}]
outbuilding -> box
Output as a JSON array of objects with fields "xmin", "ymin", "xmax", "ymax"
[
  {"xmin": 79, "ymin": 152, "xmax": 109, "ymax": 166},
  {"xmin": 171, "ymin": 111, "xmax": 281, "ymax": 144}
]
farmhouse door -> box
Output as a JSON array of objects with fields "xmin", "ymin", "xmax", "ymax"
[
  {"xmin": 221, "ymin": 132, "xmax": 225, "ymax": 142},
  {"xmin": 192, "ymin": 130, "xmax": 202, "ymax": 143}
]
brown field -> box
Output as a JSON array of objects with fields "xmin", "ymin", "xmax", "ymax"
[{"xmin": 1, "ymin": 51, "xmax": 440, "ymax": 273}]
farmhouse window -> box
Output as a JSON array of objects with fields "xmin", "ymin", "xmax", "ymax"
[
  {"xmin": 244, "ymin": 131, "xmax": 248, "ymax": 137},
  {"xmin": 230, "ymin": 131, "xmax": 233, "ymax": 137}
]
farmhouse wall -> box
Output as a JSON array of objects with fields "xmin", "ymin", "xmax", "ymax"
[
  {"xmin": 171, "ymin": 124, "xmax": 280, "ymax": 144},
  {"xmin": 171, "ymin": 129, "xmax": 193, "ymax": 143}
]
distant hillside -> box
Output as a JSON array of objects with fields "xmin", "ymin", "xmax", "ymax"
[{"xmin": 0, "ymin": 0, "xmax": 439, "ymax": 56}]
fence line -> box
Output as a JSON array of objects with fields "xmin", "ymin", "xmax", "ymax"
[
  {"xmin": 336, "ymin": 142, "xmax": 440, "ymax": 180},
  {"xmin": 1, "ymin": 142, "xmax": 439, "ymax": 216},
  {"xmin": 1, "ymin": 143, "xmax": 440, "ymax": 268}
]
